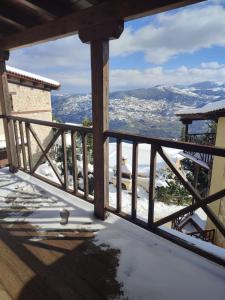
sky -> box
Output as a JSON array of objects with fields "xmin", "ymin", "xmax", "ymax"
[{"xmin": 8, "ymin": 0, "xmax": 225, "ymax": 93}]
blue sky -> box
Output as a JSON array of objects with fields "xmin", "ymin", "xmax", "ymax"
[{"xmin": 8, "ymin": 0, "xmax": 225, "ymax": 93}]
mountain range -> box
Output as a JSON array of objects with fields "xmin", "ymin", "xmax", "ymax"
[{"xmin": 52, "ymin": 81, "xmax": 225, "ymax": 139}]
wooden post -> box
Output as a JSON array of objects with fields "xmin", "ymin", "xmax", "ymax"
[
  {"xmin": 182, "ymin": 119, "xmax": 192, "ymax": 142},
  {"xmin": 148, "ymin": 145, "xmax": 157, "ymax": 227},
  {"xmin": 79, "ymin": 20, "xmax": 124, "ymax": 219},
  {"xmin": 0, "ymin": 50, "xmax": 17, "ymax": 172}
]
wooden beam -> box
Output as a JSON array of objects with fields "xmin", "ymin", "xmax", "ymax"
[
  {"xmin": 29, "ymin": 124, "xmax": 64, "ymax": 186},
  {"xmin": 0, "ymin": 15, "xmax": 26, "ymax": 31},
  {"xmin": 6, "ymin": 0, "xmax": 56, "ymax": 21},
  {"xmin": 0, "ymin": 0, "xmax": 204, "ymax": 50},
  {"xmin": 90, "ymin": 39, "xmax": 109, "ymax": 219},
  {"xmin": 116, "ymin": 139, "xmax": 122, "ymax": 213},
  {"xmin": 71, "ymin": 130, "xmax": 78, "ymax": 194},
  {"xmin": 0, "ymin": 51, "xmax": 17, "ymax": 172},
  {"xmin": 82, "ymin": 133, "xmax": 89, "ymax": 199},
  {"xmin": 0, "ymin": 2, "xmax": 41, "ymax": 28},
  {"xmin": 79, "ymin": 19, "xmax": 124, "ymax": 43},
  {"xmin": 80, "ymin": 20, "xmax": 124, "ymax": 219},
  {"xmin": 105, "ymin": 130, "xmax": 225, "ymax": 158},
  {"xmin": 131, "ymin": 142, "xmax": 138, "ymax": 220},
  {"xmin": 19, "ymin": 120, "xmax": 27, "ymax": 170},
  {"xmin": 148, "ymin": 145, "xmax": 157, "ymax": 227}
]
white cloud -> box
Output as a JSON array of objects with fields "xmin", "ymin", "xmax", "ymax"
[
  {"xmin": 46, "ymin": 62, "xmax": 225, "ymax": 92},
  {"xmin": 9, "ymin": 35, "xmax": 90, "ymax": 73},
  {"xmin": 111, "ymin": 3, "xmax": 225, "ymax": 64},
  {"xmin": 6, "ymin": 0, "xmax": 225, "ymax": 92},
  {"xmin": 109, "ymin": 62, "xmax": 225, "ymax": 90}
]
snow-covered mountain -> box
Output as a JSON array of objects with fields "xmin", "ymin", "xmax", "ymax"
[{"xmin": 52, "ymin": 81, "xmax": 225, "ymax": 138}]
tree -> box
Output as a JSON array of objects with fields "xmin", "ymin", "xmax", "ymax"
[{"xmin": 156, "ymin": 167, "xmax": 191, "ymax": 205}]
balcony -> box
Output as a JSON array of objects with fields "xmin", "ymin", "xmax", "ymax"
[
  {"xmin": 0, "ymin": 1, "xmax": 225, "ymax": 298},
  {"xmin": 1, "ymin": 167, "xmax": 225, "ymax": 299},
  {"xmin": 182, "ymin": 133, "xmax": 217, "ymax": 168},
  {"xmin": 0, "ymin": 115, "xmax": 225, "ymax": 253}
]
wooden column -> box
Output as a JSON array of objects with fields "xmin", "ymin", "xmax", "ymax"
[
  {"xmin": 79, "ymin": 20, "xmax": 124, "ymax": 219},
  {"xmin": 0, "ymin": 50, "xmax": 17, "ymax": 172},
  {"xmin": 182, "ymin": 119, "xmax": 192, "ymax": 142}
]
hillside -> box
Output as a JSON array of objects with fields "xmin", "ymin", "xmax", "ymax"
[{"xmin": 52, "ymin": 81, "xmax": 225, "ymax": 138}]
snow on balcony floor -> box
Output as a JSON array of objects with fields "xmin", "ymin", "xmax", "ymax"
[{"xmin": 0, "ymin": 168, "xmax": 225, "ymax": 300}]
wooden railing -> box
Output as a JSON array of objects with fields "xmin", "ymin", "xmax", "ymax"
[
  {"xmin": 188, "ymin": 229, "xmax": 215, "ymax": 243},
  {"xmin": 6, "ymin": 115, "xmax": 93, "ymax": 202},
  {"xmin": 1, "ymin": 115, "xmax": 225, "ymax": 265},
  {"xmin": 105, "ymin": 130, "xmax": 225, "ymax": 247},
  {"xmin": 185, "ymin": 133, "xmax": 216, "ymax": 145},
  {"xmin": 184, "ymin": 133, "xmax": 216, "ymax": 166}
]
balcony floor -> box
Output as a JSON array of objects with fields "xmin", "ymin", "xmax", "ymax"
[{"xmin": 0, "ymin": 168, "xmax": 225, "ymax": 300}]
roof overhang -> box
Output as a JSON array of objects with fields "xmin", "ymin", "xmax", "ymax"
[
  {"xmin": 0, "ymin": 0, "xmax": 204, "ymax": 51},
  {"xmin": 6, "ymin": 65, "xmax": 60, "ymax": 90},
  {"xmin": 176, "ymin": 109, "xmax": 225, "ymax": 122}
]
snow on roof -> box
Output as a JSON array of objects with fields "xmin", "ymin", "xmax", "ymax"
[
  {"xmin": 176, "ymin": 99, "xmax": 225, "ymax": 116},
  {"xmin": 6, "ymin": 65, "xmax": 60, "ymax": 89}
]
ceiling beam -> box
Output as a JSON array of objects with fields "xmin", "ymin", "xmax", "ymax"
[
  {"xmin": 0, "ymin": 0, "xmax": 204, "ymax": 50},
  {"xmin": 6, "ymin": 0, "xmax": 56, "ymax": 21},
  {"xmin": 0, "ymin": 15, "xmax": 26, "ymax": 31}
]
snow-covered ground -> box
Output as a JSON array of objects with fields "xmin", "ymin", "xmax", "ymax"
[{"xmin": 0, "ymin": 168, "xmax": 224, "ymax": 300}]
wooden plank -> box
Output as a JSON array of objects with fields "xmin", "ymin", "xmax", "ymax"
[
  {"xmin": 32, "ymin": 128, "xmax": 62, "ymax": 173},
  {"xmin": 25, "ymin": 122, "xmax": 32, "ymax": 172},
  {"xmin": 116, "ymin": 139, "xmax": 122, "ymax": 213},
  {"xmin": 82, "ymin": 133, "xmax": 89, "ymax": 199},
  {"xmin": 8, "ymin": 115, "xmax": 92, "ymax": 133},
  {"xmin": 13, "ymin": 120, "xmax": 21, "ymax": 168},
  {"xmin": 79, "ymin": 19, "xmax": 124, "ymax": 43},
  {"xmin": 105, "ymin": 130, "xmax": 225, "ymax": 158},
  {"xmin": 0, "ymin": 51, "xmax": 18, "ymax": 171},
  {"xmin": 0, "ymin": 0, "xmax": 203, "ymax": 50},
  {"xmin": 62, "ymin": 130, "xmax": 68, "ymax": 189},
  {"xmin": 157, "ymin": 147, "xmax": 225, "ymax": 237},
  {"xmin": 71, "ymin": 130, "xmax": 78, "ymax": 194},
  {"xmin": 131, "ymin": 142, "xmax": 138, "ymax": 219},
  {"xmin": 19, "ymin": 121, "xmax": 27, "ymax": 171},
  {"xmin": 148, "ymin": 145, "xmax": 157, "ymax": 227},
  {"xmin": 90, "ymin": 39, "xmax": 109, "ymax": 219},
  {"xmin": 0, "ymin": 15, "xmax": 26, "ymax": 31},
  {"xmin": 29, "ymin": 124, "xmax": 64, "ymax": 186},
  {"xmin": 7, "ymin": 0, "xmax": 56, "ymax": 21}
]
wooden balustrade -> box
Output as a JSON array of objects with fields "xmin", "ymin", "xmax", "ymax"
[
  {"xmin": 5, "ymin": 115, "xmax": 93, "ymax": 203},
  {"xmin": 105, "ymin": 130, "xmax": 225, "ymax": 240},
  {"xmin": 183, "ymin": 133, "xmax": 216, "ymax": 166},
  {"xmin": 1, "ymin": 115, "xmax": 225, "ymax": 265},
  {"xmin": 187, "ymin": 229, "xmax": 215, "ymax": 243}
]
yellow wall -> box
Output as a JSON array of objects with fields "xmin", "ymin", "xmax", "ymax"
[
  {"xmin": 206, "ymin": 117, "xmax": 225, "ymax": 247},
  {"xmin": 0, "ymin": 82, "xmax": 53, "ymax": 167}
]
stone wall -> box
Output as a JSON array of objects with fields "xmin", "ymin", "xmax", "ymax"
[{"xmin": 0, "ymin": 82, "xmax": 54, "ymax": 167}]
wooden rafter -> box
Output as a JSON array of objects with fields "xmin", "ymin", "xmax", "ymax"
[
  {"xmin": 0, "ymin": 0, "xmax": 204, "ymax": 50},
  {"xmin": 6, "ymin": 0, "xmax": 56, "ymax": 21},
  {"xmin": 0, "ymin": 2, "xmax": 41, "ymax": 29},
  {"xmin": 0, "ymin": 15, "xmax": 26, "ymax": 31}
]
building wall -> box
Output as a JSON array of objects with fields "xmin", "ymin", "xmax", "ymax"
[
  {"xmin": 0, "ymin": 81, "xmax": 54, "ymax": 167},
  {"xmin": 206, "ymin": 117, "xmax": 225, "ymax": 248}
]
